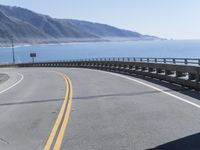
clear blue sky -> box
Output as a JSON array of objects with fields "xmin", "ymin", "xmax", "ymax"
[{"xmin": 0, "ymin": 0, "xmax": 200, "ymax": 39}]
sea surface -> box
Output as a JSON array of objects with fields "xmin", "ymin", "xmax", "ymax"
[{"xmin": 0, "ymin": 40, "xmax": 200, "ymax": 64}]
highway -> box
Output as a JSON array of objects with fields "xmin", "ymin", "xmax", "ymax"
[
  {"xmin": 0, "ymin": 73, "xmax": 9, "ymax": 84},
  {"xmin": 0, "ymin": 67, "xmax": 200, "ymax": 150}
]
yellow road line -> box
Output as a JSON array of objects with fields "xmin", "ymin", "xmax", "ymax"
[
  {"xmin": 53, "ymin": 76, "xmax": 73, "ymax": 150},
  {"xmin": 44, "ymin": 72, "xmax": 71, "ymax": 150}
]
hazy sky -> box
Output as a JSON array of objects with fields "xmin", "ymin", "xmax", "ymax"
[{"xmin": 0, "ymin": 0, "xmax": 200, "ymax": 39}]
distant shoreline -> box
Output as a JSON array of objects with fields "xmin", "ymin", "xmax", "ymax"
[
  {"xmin": 0, "ymin": 38, "xmax": 105, "ymax": 48},
  {"xmin": 0, "ymin": 38, "xmax": 164, "ymax": 48}
]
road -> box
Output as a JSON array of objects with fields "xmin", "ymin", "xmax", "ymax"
[
  {"xmin": 0, "ymin": 73, "xmax": 9, "ymax": 84},
  {"xmin": 0, "ymin": 67, "xmax": 200, "ymax": 150}
]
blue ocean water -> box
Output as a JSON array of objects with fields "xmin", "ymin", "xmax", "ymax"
[{"xmin": 0, "ymin": 40, "xmax": 200, "ymax": 64}]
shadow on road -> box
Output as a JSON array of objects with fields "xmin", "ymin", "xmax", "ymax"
[
  {"xmin": 147, "ymin": 132, "xmax": 200, "ymax": 150},
  {"xmin": 73, "ymin": 88, "xmax": 189, "ymax": 100},
  {"xmin": 0, "ymin": 98, "xmax": 63, "ymax": 107},
  {"xmin": 96, "ymin": 69, "xmax": 200, "ymax": 100}
]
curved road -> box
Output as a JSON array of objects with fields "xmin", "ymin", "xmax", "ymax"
[{"xmin": 0, "ymin": 68, "xmax": 200, "ymax": 150}]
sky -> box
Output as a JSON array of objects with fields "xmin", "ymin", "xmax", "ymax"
[{"xmin": 0, "ymin": 0, "xmax": 200, "ymax": 39}]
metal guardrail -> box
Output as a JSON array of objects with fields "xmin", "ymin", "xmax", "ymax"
[
  {"xmin": 1, "ymin": 57, "xmax": 200, "ymax": 66},
  {"xmin": 1, "ymin": 57, "xmax": 200, "ymax": 90},
  {"xmin": 15, "ymin": 57, "xmax": 200, "ymax": 90},
  {"xmin": 64, "ymin": 57, "xmax": 200, "ymax": 66}
]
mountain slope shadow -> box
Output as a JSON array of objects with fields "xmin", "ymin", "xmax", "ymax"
[{"xmin": 147, "ymin": 132, "xmax": 200, "ymax": 150}]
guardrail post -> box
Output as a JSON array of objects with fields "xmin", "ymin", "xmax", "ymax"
[
  {"xmin": 156, "ymin": 68, "xmax": 163, "ymax": 74},
  {"xmin": 135, "ymin": 66, "xmax": 140, "ymax": 71},
  {"xmin": 173, "ymin": 59, "xmax": 176, "ymax": 64},
  {"xmin": 142, "ymin": 67, "xmax": 146, "ymax": 71},
  {"xmin": 188, "ymin": 73, "xmax": 196, "ymax": 80},
  {"xmin": 165, "ymin": 70, "xmax": 174, "ymax": 76},
  {"xmin": 196, "ymin": 69, "xmax": 200, "ymax": 82},
  {"xmin": 129, "ymin": 64, "xmax": 133, "ymax": 70},
  {"xmin": 184, "ymin": 59, "xmax": 188, "ymax": 65},
  {"xmin": 148, "ymin": 67, "xmax": 154, "ymax": 73},
  {"xmin": 176, "ymin": 71, "xmax": 183, "ymax": 77},
  {"xmin": 163, "ymin": 58, "xmax": 166, "ymax": 63}
]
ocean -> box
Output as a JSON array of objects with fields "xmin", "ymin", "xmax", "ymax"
[{"xmin": 0, "ymin": 40, "xmax": 200, "ymax": 64}]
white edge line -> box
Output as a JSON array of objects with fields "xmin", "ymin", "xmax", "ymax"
[
  {"xmin": 94, "ymin": 70, "xmax": 200, "ymax": 109},
  {"xmin": 0, "ymin": 73, "xmax": 24, "ymax": 94}
]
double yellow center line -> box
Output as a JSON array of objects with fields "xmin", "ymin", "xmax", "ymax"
[{"xmin": 44, "ymin": 72, "xmax": 73, "ymax": 150}]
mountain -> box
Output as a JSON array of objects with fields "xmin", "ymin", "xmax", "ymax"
[
  {"xmin": 0, "ymin": 11, "xmax": 52, "ymax": 45},
  {"xmin": 0, "ymin": 5, "xmax": 160, "ymax": 46}
]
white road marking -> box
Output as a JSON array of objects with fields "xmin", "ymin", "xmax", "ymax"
[
  {"xmin": 95, "ymin": 70, "xmax": 200, "ymax": 109},
  {"xmin": 0, "ymin": 73, "xmax": 24, "ymax": 94}
]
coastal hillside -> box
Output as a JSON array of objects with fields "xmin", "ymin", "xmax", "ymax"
[
  {"xmin": 0, "ymin": 11, "xmax": 52, "ymax": 45},
  {"xmin": 0, "ymin": 4, "xmax": 160, "ymax": 46}
]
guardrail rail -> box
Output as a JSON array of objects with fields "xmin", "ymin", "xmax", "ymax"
[{"xmin": 12, "ymin": 57, "xmax": 200, "ymax": 90}]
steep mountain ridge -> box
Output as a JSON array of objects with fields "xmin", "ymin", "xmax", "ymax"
[{"xmin": 0, "ymin": 4, "xmax": 160, "ymax": 46}]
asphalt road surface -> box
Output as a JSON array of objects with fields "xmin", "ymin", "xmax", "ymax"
[
  {"xmin": 0, "ymin": 67, "xmax": 200, "ymax": 150},
  {"xmin": 0, "ymin": 73, "xmax": 9, "ymax": 84}
]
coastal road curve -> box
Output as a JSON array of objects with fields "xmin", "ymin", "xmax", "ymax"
[{"xmin": 0, "ymin": 67, "xmax": 200, "ymax": 150}]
